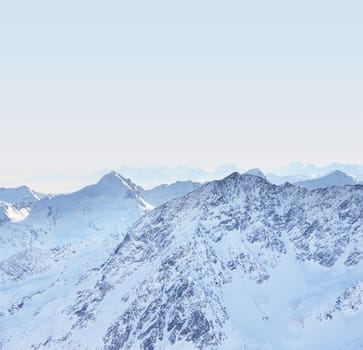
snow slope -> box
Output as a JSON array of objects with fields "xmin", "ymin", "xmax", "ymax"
[
  {"xmin": 0, "ymin": 201, "xmax": 30, "ymax": 224},
  {"xmin": 1, "ymin": 172, "xmax": 363, "ymax": 349}
]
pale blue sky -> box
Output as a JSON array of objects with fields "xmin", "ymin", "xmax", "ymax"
[{"xmin": 1, "ymin": 0, "xmax": 362, "ymax": 190}]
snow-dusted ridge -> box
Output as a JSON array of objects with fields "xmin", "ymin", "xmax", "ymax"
[{"xmin": 1, "ymin": 172, "xmax": 363, "ymax": 349}]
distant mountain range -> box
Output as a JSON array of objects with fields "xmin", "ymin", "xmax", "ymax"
[
  {"xmin": 235, "ymin": 168, "xmax": 358, "ymax": 190},
  {"xmin": 272, "ymin": 162, "xmax": 363, "ymax": 179},
  {"xmin": 119, "ymin": 163, "xmax": 363, "ymax": 189},
  {"xmin": 119, "ymin": 164, "xmax": 239, "ymax": 189},
  {"xmin": 7, "ymin": 162, "xmax": 363, "ymax": 193},
  {"xmin": 295, "ymin": 170, "xmax": 356, "ymax": 189}
]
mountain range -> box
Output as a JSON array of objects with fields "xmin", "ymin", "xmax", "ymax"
[{"xmin": 1, "ymin": 170, "xmax": 363, "ymax": 349}]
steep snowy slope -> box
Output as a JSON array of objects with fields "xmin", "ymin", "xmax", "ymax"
[
  {"xmin": 295, "ymin": 170, "xmax": 355, "ymax": 189},
  {"xmin": 0, "ymin": 201, "xmax": 30, "ymax": 224},
  {"xmin": 141, "ymin": 181, "xmax": 201, "ymax": 207},
  {"xmin": 2, "ymin": 173, "xmax": 363, "ymax": 350}
]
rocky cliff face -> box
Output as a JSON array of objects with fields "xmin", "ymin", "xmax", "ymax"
[{"xmin": 1, "ymin": 173, "xmax": 363, "ymax": 349}]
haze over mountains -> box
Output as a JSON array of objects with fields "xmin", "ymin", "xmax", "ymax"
[
  {"xmin": 7, "ymin": 162, "xmax": 363, "ymax": 193},
  {"xmin": 120, "ymin": 163, "xmax": 363, "ymax": 189},
  {"xmin": 295, "ymin": 170, "xmax": 355, "ymax": 190},
  {"xmin": 1, "ymin": 168, "xmax": 363, "ymax": 349}
]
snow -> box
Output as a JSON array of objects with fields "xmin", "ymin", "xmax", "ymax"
[
  {"xmin": 1, "ymin": 171, "xmax": 363, "ymax": 349},
  {"xmin": 0, "ymin": 185, "xmax": 44, "ymax": 205}
]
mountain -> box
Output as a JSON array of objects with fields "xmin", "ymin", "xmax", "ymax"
[
  {"xmin": 2, "ymin": 173, "xmax": 363, "ymax": 349},
  {"xmin": 295, "ymin": 170, "xmax": 355, "ymax": 189},
  {"xmin": 0, "ymin": 185, "xmax": 46, "ymax": 224},
  {"xmin": 0, "ymin": 171, "xmax": 153, "ymax": 284},
  {"xmin": 244, "ymin": 168, "xmax": 266, "ymax": 179},
  {"xmin": 265, "ymin": 173, "xmax": 305, "ymax": 185},
  {"xmin": 0, "ymin": 185, "xmax": 45, "ymax": 207},
  {"xmin": 119, "ymin": 165, "xmax": 240, "ymax": 189},
  {"xmin": 269, "ymin": 162, "xmax": 363, "ymax": 179},
  {"xmin": 141, "ymin": 181, "xmax": 201, "ymax": 206},
  {"xmin": 26, "ymin": 171, "xmax": 152, "ymax": 240}
]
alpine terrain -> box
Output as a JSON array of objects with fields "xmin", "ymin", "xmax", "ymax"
[
  {"xmin": 1, "ymin": 172, "xmax": 363, "ymax": 350},
  {"xmin": 0, "ymin": 185, "xmax": 46, "ymax": 224}
]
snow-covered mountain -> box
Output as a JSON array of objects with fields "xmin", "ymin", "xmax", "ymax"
[
  {"xmin": 0, "ymin": 171, "xmax": 152, "ymax": 287},
  {"xmin": 25, "ymin": 171, "xmax": 152, "ymax": 241},
  {"xmin": 140, "ymin": 181, "xmax": 201, "ymax": 207},
  {"xmin": 2, "ymin": 172, "xmax": 363, "ymax": 349},
  {"xmin": 295, "ymin": 170, "xmax": 355, "ymax": 189},
  {"xmin": 0, "ymin": 185, "xmax": 45, "ymax": 207},
  {"xmin": 0, "ymin": 185, "xmax": 46, "ymax": 224}
]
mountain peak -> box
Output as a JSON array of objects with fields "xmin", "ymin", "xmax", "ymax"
[
  {"xmin": 98, "ymin": 170, "xmax": 123, "ymax": 181},
  {"xmin": 328, "ymin": 170, "xmax": 350, "ymax": 177},
  {"xmin": 96, "ymin": 171, "xmax": 131, "ymax": 188},
  {"xmin": 0, "ymin": 185, "xmax": 43, "ymax": 205},
  {"xmin": 216, "ymin": 171, "xmax": 271, "ymax": 193},
  {"xmin": 244, "ymin": 168, "xmax": 266, "ymax": 179}
]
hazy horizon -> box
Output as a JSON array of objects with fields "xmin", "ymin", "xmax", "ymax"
[
  {"xmin": 1, "ymin": 0, "xmax": 362, "ymax": 191},
  {"xmin": 1, "ymin": 161, "xmax": 363, "ymax": 193}
]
